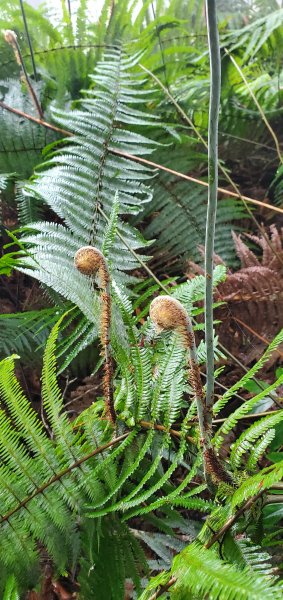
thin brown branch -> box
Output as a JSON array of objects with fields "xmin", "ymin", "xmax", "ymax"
[
  {"xmin": 264, "ymin": 495, "xmax": 283, "ymax": 505},
  {"xmin": 1, "ymin": 100, "xmax": 283, "ymax": 216},
  {"xmin": 225, "ymin": 49, "xmax": 283, "ymax": 165},
  {"xmin": 155, "ymin": 409, "xmax": 282, "ymax": 428},
  {"xmin": 0, "ymin": 432, "xmax": 129, "ymax": 525},
  {"xmin": 270, "ymin": 483, "xmax": 283, "ymax": 491},
  {"xmin": 3, "ymin": 31, "xmax": 43, "ymax": 118},
  {"xmin": 213, "ymin": 409, "xmax": 282, "ymax": 424},
  {"xmin": 205, "ymin": 490, "xmax": 264, "ymax": 549},
  {"xmin": 233, "ymin": 317, "xmax": 283, "ymax": 359},
  {"xmin": 139, "ymin": 62, "xmax": 283, "ymax": 266},
  {"xmin": 149, "ymin": 487, "xmax": 279, "ymax": 597},
  {"xmin": 111, "ymin": 148, "xmax": 283, "ymax": 215},
  {"xmin": 139, "ymin": 420, "xmax": 196, "ymax": 444},
  {"xmin": 0, "ymin": 101, "xmax": 69, "ymax": 135},
  {"xmin": 148, "ymin": 577, "xmax": 177, "ymax": 600}
]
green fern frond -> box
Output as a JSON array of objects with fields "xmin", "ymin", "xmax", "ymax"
[
  {"xmin": 228, "ymin": 535, "xmax": 275, "ymax": 576},
  {"xmin": 142, "ymin": 175, "xmax": 247, "ymax": 268},
  {"xmin": 79, "ymin": 516, "xmax": 147, "ymax": 600},
  {"xmin": 0, "ymin": 320, "xmax": 107, "ymax": 586},
  {"xmin": 0, "ymin": 79, "xmax": 58, "ymax": 177},
  {"xmin": 169, "ymin": 541, "xmax": 282, "ymax": 600},
  {"xmin": 213, "ymin": 329, "xmax": 283, "ymax": 415},
  {"xmin": 213, "ymin": 374, "xmax": 283, "ymax": 450},
  {"xmin": 41, "ymin": 312, "xmax": 79, "ymax": 455},
  {"xmin": 102, "ymin": 191, "xmax": 120, "ymax": 261},
  {"xmin": 230, "ymin": 412, "xmax": 283, "ymax": 470},
  {"xmin": 16, "ymin": 180, "xmax": 45, "ymax": 225},
  {"xmin": 223, "ymin": 8, "xmax": 283, "ymax": 60},
  {"xmin": 0, "ymin": 307, "xmax": 64, "ymax": 360},
  {"xmin": 232, "ymin": 460, "xmax": 283, "ymax": 508},
  {"xmin": 222, "ymin": 530, "xmax": 275, "ymax": 574},
  {"xmin": 135, "ymin": 529, "xmax": 186, "ymax": 570},
  {"xmin": 17, "ymin": 47, "xmax": 157, "ymax": 310},
  {"xmin": 0, "ymin": 304, "xmax": 100, "ymax": 372},
  {"xmin": 173, "ymin": 263, "xmax": 226, "ymax": 314},
  {"xmin": 246, "ymin": 430, "xmax": 276, "ymax": 471},
  {"xmin": 270, "ymin": 164, "xmax": 283, "ymax": 206},
  {"xmin": 86, "ymin": 431, "xmax": 157, "ymax": 516},
  {"xmin": 3, "ymin": 575, "xmax": 19, "ymax": 600}
]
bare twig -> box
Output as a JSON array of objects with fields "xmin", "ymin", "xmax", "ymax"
[
  {"xmin": 148, "ymin": 577, "xmax": 177, "ymax": 600},
  {"xmin": 225, "ymin": 48, "xmax": 282, "ymax": 165},
  {"xmin": 270, "ymin": 483, "xmax": 283, "ymax": 491},
  {"xmin": 139, "ymin": 63, "xmax": 283, "ymax": 266},
  {"xmin": 139, "ymin": 420, "xmax": 196, "ymax": 444},
  {"xmin": 64, "ymin": 384, "xmax": 98, "ymax": 409},
  {"xmin": 0, "ymin": 100, "xmax": 58, "ymax": 131},
  {"xmin": 110, "ymin": 149, "xmax": 283, "ymax": 215},
  {"xmin": 213, "ymin": 409, "xmax": 282, "ymax": 424},
  {"xmin": 264, "ymin": 495, "xmax": 283, "ymax": 505},
  {"xmin": 205, "ymin": 490, "xmax": 264, "ymax": 549},
  {"xmin": 0, "ymin": 101, "xmax": 282, "ymax": 215},
  {"xmin": 3, "ymin": 30, "xmax": 43, "ymax": 118},
  {"xmin": 233, "ymin": 316, "xmax": 283, "ymax": 360}
]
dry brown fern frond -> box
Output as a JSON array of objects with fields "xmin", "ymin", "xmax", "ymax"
[
  {"xmin": 233, "ymin": 225, "xmax": 283, "ymax": 272},
  {"xmin": 187, "ymin": 226, "xmax": 283, "ymax": 365}
]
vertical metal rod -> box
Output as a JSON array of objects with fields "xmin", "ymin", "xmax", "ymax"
[
  {"xmin": 205, "ymin": 0, "xmax": 221, "ymax": 412},
  {"xmin": 19, "ymin": 0, "xmax": 38, "ymax": 81}
]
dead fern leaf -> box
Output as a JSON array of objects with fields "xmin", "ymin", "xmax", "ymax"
[{"xmin": 188, "ymin": 227, "xmax": 283, "ymax": 366}]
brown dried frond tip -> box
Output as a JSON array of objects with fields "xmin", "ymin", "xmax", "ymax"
[
  {"xmin": 74, "ymin": 246, "xmax": 104, "ymax": 276},
  {"xmin": 150, "ymin": 296, "xmax": 188, "ymax": 333}
]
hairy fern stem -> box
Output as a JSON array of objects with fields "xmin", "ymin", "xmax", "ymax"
[
  {"xmin": 3, "ymin": 30, "xmax": 43, "ymax": 118},
  {"xmin": 74, "ymin": 246, "xmax": 115, "ymax": 423},
  {"xmin": 150, "ymin": 296, "xmax": 231, "ymax": 488}
]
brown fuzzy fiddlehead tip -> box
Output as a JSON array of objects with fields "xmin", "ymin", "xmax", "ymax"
[
  {"xmin": 3, "ymin": 29, "xmax": 17, "ymax": 45},
  {"xmin": 74, "ymin": 246, "xmax": 104, "ymax": 276},
  {"xmin": 150, "ymin": 296, "xmax": 188, "ymax": 333}
]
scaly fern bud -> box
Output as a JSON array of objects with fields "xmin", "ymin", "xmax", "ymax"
[
  {"xmin": 75, "ymin": 246, "xmax": 104, "ymax": 276},
  {"xmin": 3, "ymin": 29, "xmax": 43, "ymax": 118},
  {"xmin": 3, "ymin": 29, "xmax": 21, "ymax": 65},
  {"xmin": 150, "ymin": 295, "xmax": 231, "ymax": 488},
  {"xmin": 74, "ymin": 246, "xmax": 115, "ymax": 424},
  {"xmin": 3, "ymin": 29, "xmax": 18, "ymax": 45},
  {"xmin": 150, "ymin": 296, "xmax": 188, "ymax": 333},
  {"xmin": 75, "ymin": 246, "xmax": 110, "ymax": 289}
]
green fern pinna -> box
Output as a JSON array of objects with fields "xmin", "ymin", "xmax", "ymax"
[
  {"xmin": 1, "ymin": 1, "xmax": 283, "ymax": 597},
  {"xmin": 1, "ymin": 254, "xmax": 283, "ymax": 598}
]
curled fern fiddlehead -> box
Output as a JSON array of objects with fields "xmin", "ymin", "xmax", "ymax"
[
  {"xmin": 74, "ymin": 246, "xmax": 115, "ymax": 423},
  {"xmin": 150, "ymin": 295, "xmax": 231, "ymax": 487}
]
